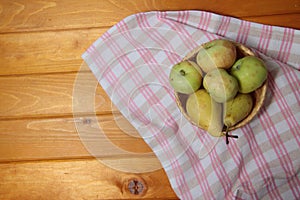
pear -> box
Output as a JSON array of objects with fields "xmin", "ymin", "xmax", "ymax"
[
  {"xmin": 169, "ymin": 61, "xmax": 202, "ymax": 94},
  {"xmin": 186, "ymin": 89, "xmax": 223, "ymax": 137},
  {"xmin": 224, "ymin": 93, "xmax": 253, "ymax": 127},
  {"xmin": 231, "ymin": 56, "xmax": 267, "ymax": 93},
  {"xmin": 222, "ymin": 93, "xmax": 253, "ymax": 144},
  {"xmin": 196, "ymin": 39, "xmax": 237, "ymax": 73},
  {"xmin": 203, "ymin": 69, "xmax": 239, "ymax": 103}
]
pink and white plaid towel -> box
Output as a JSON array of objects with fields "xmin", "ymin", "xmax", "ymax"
[{"xmin": 82, "ymin": 11, "xmax": 300, "ymax": 199}]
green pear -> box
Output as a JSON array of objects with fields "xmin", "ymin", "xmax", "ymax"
[
  {"xmin": 196, "ymin": 39, "xmax": 237, "ymax": 73},
  {"xmin": 169, "ymin": 61, "xmax": 202, "ymax": 94},
  {"xmin": 186, "ymin": 89, "xmax": 223, "ymax": 137},
  {"xmin": 224, "ymin": 93, "xmax": 253, "ymax": 127},
  {"xmin": 203, "ymin": 69, "xmax": 239, "ymax": 103},
  {"xmin": 231, "ymin": 56, "xmax": 267, "ymax": 93}
]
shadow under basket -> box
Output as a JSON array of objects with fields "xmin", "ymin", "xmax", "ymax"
[{"xmin": 174, "ymin": 41, "xmax": 268, "ymax": 134}]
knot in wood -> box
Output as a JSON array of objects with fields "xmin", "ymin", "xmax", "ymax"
[
  {"xmin": 82, "ymin": 118, "xmax": 91, "ymax": 124},
  {"xmin": 128, "ymin": 179, "xmax": 144, "ymax": 195}
]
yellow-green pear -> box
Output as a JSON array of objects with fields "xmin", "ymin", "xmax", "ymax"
[
  {"xmin": 224, "ymin": 93, "xmax": 253, "ymax": 127},
  {"xmin": 203, "ymin": 69, "xmax": 239, "ymax": 103},
  {"xmin": 169, "ymin": 61, "xmax": 202, "ymax": 94},
  {"xmin": 230, "ymin": 56, "xmax": 267, "ymax": 93},
  {"xmin": 196, "ymin": 39, "xmax": 237, "ymax": 73},
  {"xmin": 186, "ymin": 89, "xmax": 223, "ymax": 137}
]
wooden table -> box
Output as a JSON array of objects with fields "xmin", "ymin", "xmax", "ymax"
[{"xmin": 0, "ymin": 0, "xmax": 299, "ymax": 199}]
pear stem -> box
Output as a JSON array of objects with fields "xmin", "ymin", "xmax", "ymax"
[{"xmin": 225, "ymin": 126, "xmax": 239, "ymax": 145}]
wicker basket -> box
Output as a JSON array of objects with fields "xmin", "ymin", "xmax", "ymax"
[{"xmin": 174, "ymin": 41, "xmax": 268, "ymax": 134}]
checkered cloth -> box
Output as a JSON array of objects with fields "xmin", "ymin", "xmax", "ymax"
[{"xmin": 82, "ymin": 11, "xmax": 300, "ymax": 199}]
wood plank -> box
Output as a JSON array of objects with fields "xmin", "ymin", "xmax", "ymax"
[
  {"xmin": 0, "ymin": 114, "xmax": 155, "ymax": 163},
  {"xmin": 0, "ymin": 71, "xmax": 118, "ymax": 119},
  {"xmin": 0, "ymin": 0, "xmax": 299, "ymax": 33},
  {"xmin": 0, "ymin": 28, "xmax": 106, "ymax": 76},
  {"xmin": 0, "ymin": 159, "xmax": 178, "ymax": 199},
  {"xmin": 244, "ymin": 13, "xmax": 300, "ymax": 29},
  {"xmin": 1, "ymin": 12, "xmax": 299, "ymax": 76}
]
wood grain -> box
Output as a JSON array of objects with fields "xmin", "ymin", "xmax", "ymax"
[
  {"xmin": 0, "ymin": 114, "xmax": 154, "ymax": 162},
  {"xmin": 0, "ymin": 72, "xmax": 118, "ymax": 119},
  {"xmin": 0, "ymin": 159, "xmax": 178, "ymax": 199},
  {"xmin": 245, "ymin": 13, "xmax": 300, "ymax": 29},
  {"xmin": 1, "ymin": 11, "xmax": 300, "ymax": 77},
  {"xmin": 0, "ymin": 0, "xmax": 298, "ymax": 199},
  {"xmin": 0, "ymin": 0, "xmax": 299, "ymax": 33},
  {"xmin": 0, "ymin": 28, "xmax": 105, "ymax": 76}
]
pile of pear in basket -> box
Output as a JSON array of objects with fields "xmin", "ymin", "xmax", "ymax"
[{"xmin": 169, "ymin": 39, "xmax": 267, "ymax": 144}]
